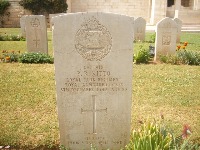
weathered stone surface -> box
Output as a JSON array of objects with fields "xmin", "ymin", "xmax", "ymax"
[
  {"xmin": 53, "ymin": 12, "xmax": 134, "ymax": 150},
  {"xmin": 20, "ymin": 15, "xmax": 27, "ymax": 37},
  {"xmin": 49, "ymin": 13, "xmax": 66, "ymax": 30},
  {"xmin": 134, "ymin": 17, "xmax": 146, "ymax": 41},
  {"xmin": 154, "ymin": 17, "xmax": 177, "ymax": 61},
  {"xmin": 173, "ymin": 18, "xmax": 182, "ymax": 43},
  {"xmin": 25, "ymin": 15, "xmax": 48, "ymax": 54}
]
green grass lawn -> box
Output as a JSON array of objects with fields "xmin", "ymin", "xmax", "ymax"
[{"xmin": 0, "ymin": 29, "xmax": 200, "ymax": 148}]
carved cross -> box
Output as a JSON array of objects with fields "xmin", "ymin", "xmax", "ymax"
[
  {"xmin": 33, "ymin": 30, "xmax": 40, "ymax": 48},
  {"xmin": 81, "ymin": 95, "xmax": 107, "ymax": 134}
]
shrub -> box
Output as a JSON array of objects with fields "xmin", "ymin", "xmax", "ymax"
[
  {"xmin": 177, "ymin": 50, "xmax": 200, "ymax": 65},
  {"xmin": 0, "ymin": 0, "xmax": 10, "ymax": 16},
  {"xmin": 19, "ymin": 52, "xmax": 54, "ymax": 64},
  {"xmin": 0, "ymin": 0, "xmax": 10, "ymax": 26},
  {"xmin": 134, "ymin": 46, "xmax": 150, "ymax": 64},
  {"xmin": 1, "ymin": 50, "xmax": 20, "ymax": 62},
  {"xmin": 150, "ymin": 33, "xmax": 156, "ymax": 43},
  {"xmin": 159, "ymin": 50, "xmax": 200, "ymax": 66},
  {"xmin": 19, "ymin": 0, "xmax": 68, "ymax": 15},
  {"xmin": 0, "ymin": 34, "xmax": 25, "ymax": 41}
]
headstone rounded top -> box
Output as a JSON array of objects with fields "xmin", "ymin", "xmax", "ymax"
[
  {"xmin": 134, "ymin": 17, "xmax": 146, "ymax": 23},
  {"xmin": 156, "ymin": 17, "xmax": 177, "ymax": 28},
  {"xmin": 173, "ymin": 18, "xmax": 183, "ymax": 25}
]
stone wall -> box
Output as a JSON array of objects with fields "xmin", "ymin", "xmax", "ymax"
[
  {"xmin": 2, "ymin": 0, "xmax": 200, "ymax": 27},
  {"xmin": 70, "ymin": 0, "xmax": 151, "ymax": 23},
  {"xmin": 2, "ymin": 0, "xmax": 31, "ymax": 28}
]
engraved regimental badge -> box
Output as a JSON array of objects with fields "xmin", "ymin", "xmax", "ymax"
[{"xmin": 75, "ymin": 17, "xmax": 112, "ymax": 61}]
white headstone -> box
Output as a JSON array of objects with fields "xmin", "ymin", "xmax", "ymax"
[
  {"xmin": 25, "ymin": 15, "xmax": 48, "ymax": 54},
  {"xmin": 173, "ymin": 18, "xmax": 182, "ymax": 43},
  {"xmin": 134, "ymin": 17, "xmax": 146, "ymax": 41},
  {"xmin": 53, "ymin": 12, "xmax": 134, "ymax": 150},
  {"xmin": 20, "ymin": 15, "xmax": 28, "ymax": 37},
  {"xmin": 154, "ymin": 17, "xmax": 177, "ymax": 61}
]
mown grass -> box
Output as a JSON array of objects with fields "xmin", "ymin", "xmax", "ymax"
[
  {"xmin": 0, "ymin": 28, "xmax": 200, "ymax": 148},
  {"xmin": 0, "ymin": 64, "xmax": 59, "ymax": 148},
  {"xmin": 132, "ymin": 64, "xmax": 200, "ymax": 138},
  {"xmin": 0, "ymin": 63, "xmax": 199, "ymax": 148}
]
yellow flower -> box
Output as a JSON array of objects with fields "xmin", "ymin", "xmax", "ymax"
[
  {"xmin": 184, "ymin": 42, "xmax": 188, "ymax": 46},
  {"xmin": 182, "ymin": 46, "xmax": 186, "ymax": 49},
  {"xmin": 5, "ymin": 56, "xmax": 10, "ymax": 61}
]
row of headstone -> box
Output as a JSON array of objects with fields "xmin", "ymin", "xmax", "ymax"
[
  {"xmin": 19, "ymin": 12, "xmax": 183, "ymax": 149},
  {"xmin": 20, "ymin": 14, "xmax": 182, "ymax": 59},
  {"xmin": 20, "ymin": 15, "xmax": 48, "ymax": 54},
  {"xmin": 133, "ymin": 17, "xmax": 182, "ymax": 44}
]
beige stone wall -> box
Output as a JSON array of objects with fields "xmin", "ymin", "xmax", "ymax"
[
  {"xmin": 2, "ymin": 0, "xmax": 31, "ymax": 28},
  {"xmin": 197, "ymin": 0, "xmax": 200, "ymax": 9},
  {"xmin": 2, "ymin": 0, "xmax": 200, "ymax": 27},
  {"xmin": 153, "ymin": 0, "xmax": 167, "ymax": 24}
]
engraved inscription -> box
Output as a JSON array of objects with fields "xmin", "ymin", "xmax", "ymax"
[
  {"xmin": 31, "ymin": 18, "xmax": 40, "ymax": 27},
  {"xmin": 60, "ymin": 65, "xmax": 127, "ymax": 92},
  {"xmin": 75, "ymin": 17, "xmax": 112, "ymax": 61},
  {"xmin": 81, "ymin": 95, "xmax": 107, "ymax": 134},
  {"xmin": 30, "ymin": 18, "xmax": 40, "ymax": 48},
  {"xmin": 33, "ymin": 33, "xmax": 40, "ymax": 48},
  {"xmin": 162, "ymin": 34, "xmax": 171, "ymax": 45}
]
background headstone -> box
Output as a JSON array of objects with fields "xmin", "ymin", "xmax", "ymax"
[
  {"xmin": 134, "ymin": 17, "xmax": 146, "ymax": 41},
  {"xmin": 49, "ymin": 13, "xmax": 66, "ymax": 30},
  {"xmin": 25, "ymin": 15, "xmax": 48, "ymax": 54},
  {"xmin": 173, "ymin": 18, "xmax": 182, "ymax": 43},
  {"xmin": 53, "ymin": 12, "xmax": 134, "ymax": 150},
  {"xmin": 154, "ymin": 17, "xmax": 177, "ymax": 61},
  {"xmin": 20, "ymin": 15, "xmax": 28, "ymax": 37}
]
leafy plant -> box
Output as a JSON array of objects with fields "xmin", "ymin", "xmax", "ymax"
[
  {"xmin": 0, "ymin": 0, "xmax": 10, "ymax": 26},
  {"xmin": 0, "ymin": 34, "xmax": 25, "ymax": 41},
  {"xmin": 134, "ymin": 45, "xmax": 150, "ymax": 64},
  {"xmin": 125, "ymin": 120, "xmax": 174, "ymax": 150},
  {"xmin": 19, "ymin": 52, "xmax": 54, "ymax": 64},
  {"xmin": 177, "ymin": 50, "xmax": 200, "ymax": 65},
  {"xmin": 19, "ymin": 0, "xmax": 68, "ymax": 15},
  {"xmin": 125, "ymin": 118, "xmax": 200, "ymax": 150},
  {"xmin": 0, "ymin": 0, "xmax": 10, "ymax": 15},
  {"xmin": 1, "ymin": 50, "xmax": 20, "ymax": 62},
  {"xmin": 159, "ymin": 50, "xmax": 200, "ymax": 66},
  {"xmin": 150, "ymin": 33, "xmax": 156, "ymax": 43}
]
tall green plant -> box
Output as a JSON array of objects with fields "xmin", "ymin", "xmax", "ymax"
[
  {"xmin": 0, "ymin": 0, "xmax": 10, "ymax": 26},
  {"xmin": 134, "ymin": 45, "xmax": 150, "ymax": 64},
  {"xmin": 125, "ymin": 120, "xmax": 173, "ymax": 150},
  {"xmin": 0, "ymin": 0, "xmax": 10, "ymax": 15}
]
